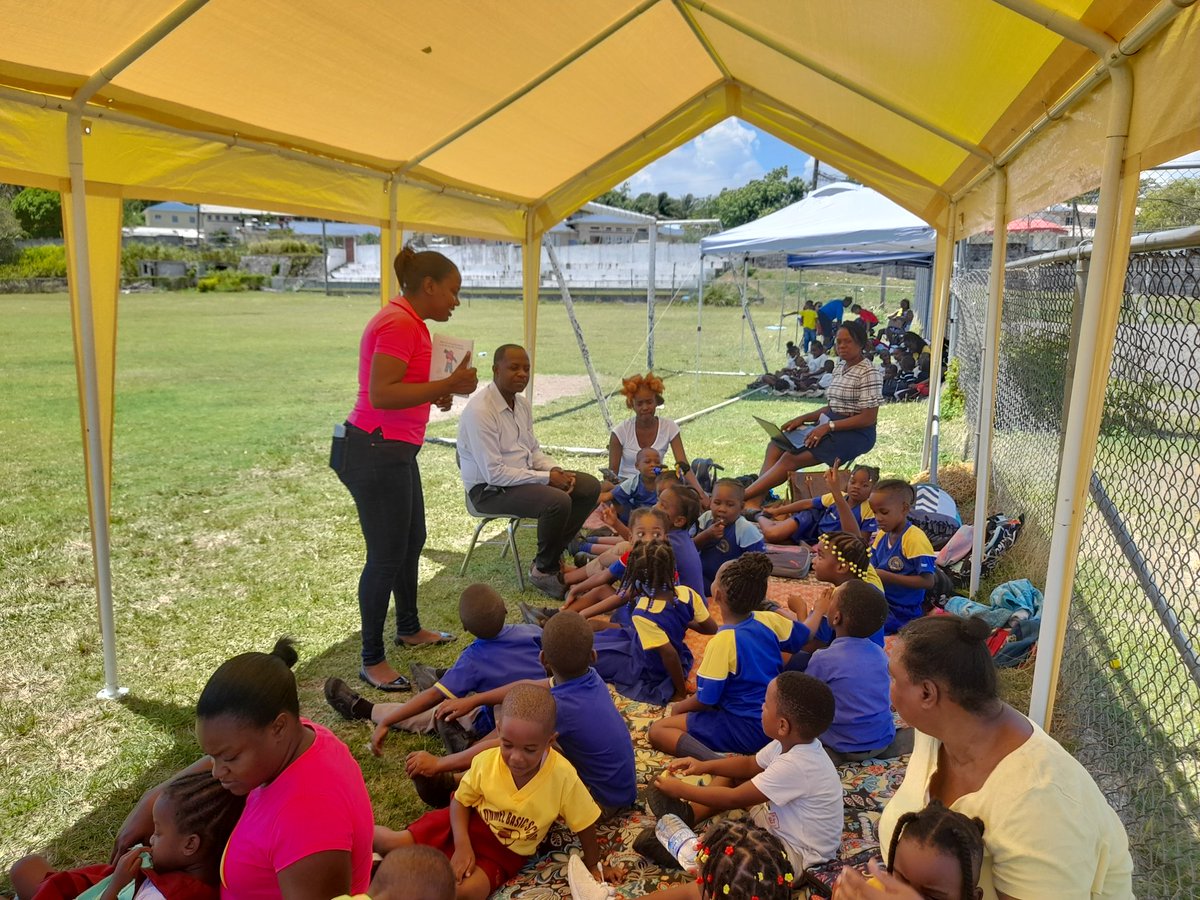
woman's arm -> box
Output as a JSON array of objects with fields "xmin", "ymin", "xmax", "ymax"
[
  {"xmin": 803, "ymin": 405, "xmax": 879, "ymax": 449},
  {"xmin": 782, "ymin": 405, "xmax": 831, "ymax": 430},
  {"xmin": 368, "ymin": 353, "xmax": 476, "ymax": 410},
  {"xmin": 276, "ymin": 851, "xmax": 352, "ymax": 900},
  {"xmin": 607, "ymin": 432, "xmax": 623, "ymax": 477}
]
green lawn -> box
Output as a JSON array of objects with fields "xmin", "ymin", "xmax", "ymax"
[{"xmin": 0, "ymin": 290, "xmax": 937, "ymax": 883}]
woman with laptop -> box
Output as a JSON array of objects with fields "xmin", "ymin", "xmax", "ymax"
[{"xmin": 743, "ymin": 319, "xmax": 882, "ymax": 503}]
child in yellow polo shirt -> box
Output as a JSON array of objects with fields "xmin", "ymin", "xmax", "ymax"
[{"xmin": 374, "ymin": 684, "xmax": 622, "ymax": 898}]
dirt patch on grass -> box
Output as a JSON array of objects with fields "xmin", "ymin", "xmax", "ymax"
[{"xmin": 427, "ymin": 375, "xmax": 594, "ymax": 423}]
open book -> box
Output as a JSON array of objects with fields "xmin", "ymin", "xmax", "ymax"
[{"xmin": 430, "ymin": 334, "xmax": 475, "ymax": 393}]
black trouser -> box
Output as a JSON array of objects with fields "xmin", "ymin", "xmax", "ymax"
[
  {"xmin": 469, "ymin": 473, "xmax": 602, "ymax": 572},
  {"xmin": 335, "ymin": 424, "xmax": 426, "ymax": 667},
  {"xmin": 818, "ymin": 312, "xmax": 836, "ymax": 343}
]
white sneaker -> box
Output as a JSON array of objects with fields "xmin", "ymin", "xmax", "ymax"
[{"xmin": 567, "ymin": 853, "xmax": 615, "ymax": 900}]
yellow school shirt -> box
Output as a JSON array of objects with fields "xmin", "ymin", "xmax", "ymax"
[
  {"xmin": 864, "ymin": 564, "xmax": 885, "ymax": 593},
  {"xmin": 454, "ymin": 746, "xmax": 600, "ymax": 857},
  {"xmin": 631, "ymin": 585, "xmax": 710, "ymax": 650},
  {"xmin": 800, "ymin": 309, "xmax": 818, "ymax": 329}
]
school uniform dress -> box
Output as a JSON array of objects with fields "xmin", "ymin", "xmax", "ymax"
[
  {"xmin": 550, "ymin": 669, "xmax": 638, "ymax": 810},
  {"xmin": 788, "ymin": 493, "xmax": 877, "ymax": 545},
  {"xmin": 667, "ymin": 529, "xmax": 706, "ymax": 599},
  {"xmin": 609, "ymin": 473, "xmax": 658, "ymax": 524},
  {"xmin": 689, "ymin": 611, "xmax": 810, "ymax": 754},
  {"xmin": 593, "ymin": 586, "xmax": 710, "ymax": 706},
  {"xmin": 871, "ymin": 525, "xmax": 936, "ymax": 633},
  {"xmin": 692, "ymin": 513, "xmax": 766, "ymax": 596},
  {"xmin": 749, "ymin": 740, "xmax": 844, "ymax": 870},
  {"xmin": 806, "ymin": 637, "xmax": 895, "ymax": 754},
  {"xmin": 434, "ymin": 624, "xmax": 546, "ymax": 734}
]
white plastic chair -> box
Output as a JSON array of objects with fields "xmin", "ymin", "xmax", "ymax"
[{"xmin": 460, "ymin": 489, "xmax": 526, "ymax": 590}]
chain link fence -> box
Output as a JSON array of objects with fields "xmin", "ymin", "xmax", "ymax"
[{"xmin": 949, "ymin": 157, "xmax": 1200, "ymax": 898}]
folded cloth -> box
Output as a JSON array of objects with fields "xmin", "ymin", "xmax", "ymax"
[{"xmin": 943, "ymin": 578, "xmax": 1043, "ymax": 628}]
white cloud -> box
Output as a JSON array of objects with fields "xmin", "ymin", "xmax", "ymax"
[{"xmin": 625, "ymin": 119, "xmax": 765, "ymax": 197}]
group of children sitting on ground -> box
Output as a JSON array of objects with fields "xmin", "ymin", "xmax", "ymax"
[{"xmin": 301, "ymin": 451, "xmax": 951, "ymax": 898}]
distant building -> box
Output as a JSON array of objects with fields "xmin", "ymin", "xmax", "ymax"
[
  {"xmin": 143, "ymin": 201, "xmax": 291, "ymax": 238},
  {"xmin": 568, "ymin": 212, "xmax": 644, "ymax": 244}
]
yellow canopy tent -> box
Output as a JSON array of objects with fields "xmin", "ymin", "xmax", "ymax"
[{"xmin": 1, "ymin": 0, "xmax": 1197, "ymax": 723}]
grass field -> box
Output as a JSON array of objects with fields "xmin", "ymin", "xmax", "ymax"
[{"xmin": 0, "ymin": 289, "xmax": 945, "ymax": 884}]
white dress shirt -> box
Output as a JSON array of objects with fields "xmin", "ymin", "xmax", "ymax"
[{"xmin": 457, "ymin": 381, "xmax": 557, "ymax": 488}]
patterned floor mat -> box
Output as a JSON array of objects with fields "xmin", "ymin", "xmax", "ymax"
[{"xmin": 487, "ymin": 577, "xmax": 909, "ymax": 898}]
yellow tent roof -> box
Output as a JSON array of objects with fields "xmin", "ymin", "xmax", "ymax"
[{"xmin": 1, "ymin": 0, "xmax": 1197, "ymax": 239}]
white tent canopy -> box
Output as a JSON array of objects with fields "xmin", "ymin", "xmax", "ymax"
[{"xmin": 699, "ymin": 182, "xmax": 937, "ymax": 258}]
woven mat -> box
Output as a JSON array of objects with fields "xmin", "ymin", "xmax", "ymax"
[{"xmin": 488, "ymin": 577, "xmax": 908, "ymax": 898}]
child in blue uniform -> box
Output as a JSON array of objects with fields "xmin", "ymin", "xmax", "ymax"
[
  {"xmin": 592, "ymin": 541, "xmax": 717, "ymax": 705},
  {"xmin": 659, "ymin": 482, "xmax": 706, "ymax": 599},
  {"xmin": 869, "ymin": 479, "xmax": 936, "ymax": 633},
  {"xmin": 322, "ymin": 583, "xmax": 546, "ymax": 756},
  {"xmin": 759, "ymin": 463, "xmax": 879, "ymax": 545},
  {"xmin": 599, "ymin": 447, "xmax": 662, "ymax": 524},
  {"xmin": 648, "ymin": 553, "xmax": 823, "ymax": 758},
  {"xmin": 692, "ymin": 478, "xmax": 765, "ymax": 596},
  {"xmin": 806, "ymin": 580, "xmax": 901, "ymax": 762},
  {"xmin": 425, "ymin": 611, "xmax": 638, "ymax": 819},
  {"xmin": 561, "ymin": 507, "xmax": 670, "ymax": 612}
]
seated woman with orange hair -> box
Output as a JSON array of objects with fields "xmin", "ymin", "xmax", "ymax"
[{"xmin": 608, "ymin": 373, "xmax": 705, "ymax": 497}]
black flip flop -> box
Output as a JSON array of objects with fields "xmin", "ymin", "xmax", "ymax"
[{"xmin": 358, "ymin": 668, "xmax": 411, "ymax": 692}]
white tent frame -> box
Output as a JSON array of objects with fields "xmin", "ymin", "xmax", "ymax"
[{"xmin": 0, "ymin": 0, "xmax": 1193, "ymax": 732}]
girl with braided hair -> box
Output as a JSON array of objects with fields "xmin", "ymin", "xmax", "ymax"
[
  {"xmin": 649, "ymin": 553, "xmax": 821, "ymax": 759},
  {"xmin": 591, "ymin": 540, "xmax": 717, "ymax": 706},
  {"xmin": 11, "ymin": 772, "xmax": 244, "ymax": 900},
  {"xmin": 571, "ymin": 818, "xmax": 796, "ymax": 900},
  {"xmin": 834, "ymin": 800, "xmax": 984, "ymax": 900}
]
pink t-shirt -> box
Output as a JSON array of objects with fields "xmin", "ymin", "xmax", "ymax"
[
  {"xmin": 219, "ymin": 720, "xmax": 374, "ymax": 900},
  {"xmin": 346, "ymin": 296, "xmax": 432, "ymax": 444}
]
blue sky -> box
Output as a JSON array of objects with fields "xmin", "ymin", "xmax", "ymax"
[{"xmin": 622, "ymin": 119, "xmax": 841, "ymax": 198}]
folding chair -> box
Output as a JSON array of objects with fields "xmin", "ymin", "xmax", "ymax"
[{"xmin": 459, "ymin": 489, "xmax": 526, "ymax": 590}]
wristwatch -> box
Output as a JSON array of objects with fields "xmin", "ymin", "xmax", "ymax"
[{"xmin": 828, "ymin": 420, "xmax": 836, "ymax": 432}]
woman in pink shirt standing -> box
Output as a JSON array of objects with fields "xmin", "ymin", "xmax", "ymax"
[
  {"xmin": 332, "ymin": 248, "xmax": 477, "ymax": 691},
  {"xmin": 114, "ymin": 640, "xmax": 376, "ymax": 900}
]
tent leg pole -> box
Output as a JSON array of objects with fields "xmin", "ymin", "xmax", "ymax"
[
  {"xmin": 741, "ymin": 258, "xmax": 770, "ymax": 374},
  {"xmin": 695, "ymin": 254, "xmax": 704, "ymax": 388},
  {"xmin": 969, "ymin": 170, "xmax": 1007, "ymax": 597},
  {"xmin": 1029, "ymin": 68, "xmax": 1137, "ymax": 729},
  {"xmin": 522, "ymin": 215, "xmax": 541, "ymax": 400},
  {"xmin": 66, "ymin": 113, "xmax": 125, "ymax": 700},
  {"xmin": 647, "ymin": 220, "xmax": 657, "ymax": 371},
  {"xmin": 922, "ymin": 208, "xmax": 956, "ymax": 480},
  {"xmin": 545, "ymin": 241, "xmax": 612, "ymax": 431}
]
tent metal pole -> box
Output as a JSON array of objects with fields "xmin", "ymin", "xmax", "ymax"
[
  {"xmin": 740, "ymin": 257, "xmax": 771, "ymax": 373},
  {"xmin": 522, "ymin": 214, "xmax": 541, "ymax": 400},
  {"xmin": 66, "ymin": 113, "xmax": 125, "ymax": 700},
  {"xmin": 695, "ymin": 253, "xmax": 704, "ymax": 389},
  {"xmin": 1029, "ymin": 66, "xmax": 1138, "ymax": 729},
  {"xmin": 922, "ymin": 206, "xmax": 957, "ymax": 478},
  {"xmin": 969, "ymin": 170, "xmax": 1007, "ymax": 597},
  {"xmin": 545, "ymin": 241, "xmax": 612, "ymax": 431},
  {"xmin": 647, "ymin": 219, "xmax": 657, "ymax": 371}
]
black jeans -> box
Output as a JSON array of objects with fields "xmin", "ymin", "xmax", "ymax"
[
  {"xmin": 335, "ymin": 424, "xmax": 426, "ymax": 667},
  {"xmin": 469, "ymin": 472, "xmax": 601, "ymax": 572}
]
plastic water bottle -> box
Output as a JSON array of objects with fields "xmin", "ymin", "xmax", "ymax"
[{"xmin": 655, "ymin": 814, "xmax": 699, "ymax": 873}]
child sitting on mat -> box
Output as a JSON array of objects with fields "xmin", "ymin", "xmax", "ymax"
[
  {"xmin": 427, "ymin": 611, "xmax": 638, "ymax": 819},
  {"xmin": 561, "ymin": 507, "xmax": 670, "ymax": 612},
  {"xmin": 806, "ymin": 580, "xmax": 910, "ymax": 763},
  {"xmin": 692, "ymin": 478, "xmax": 765, "ymax": 596},
  {"xmin": 589, "ymin": 541, "xmax": 718, "ymax": 705},
  {"xmin": 323, "ymin": 584, "xmax": 546, "ymax": 757},
  {"xmin": 758, "ymin": 462, "xmax": 878, "ymax": 546},
  {"xmin": 374, "ymin": 684, "xmax": 622, "ymax": 899},
  {"xmin": 11, "ymin": 772, "xmax": 243, "ymax": 900},
  {"xmin": 596, "ymin": 447, "xmax": 662, "ymax": 525},
  {"xmin": 645, "ymin": 671, "xmax": 842, "ymax": 875},
  {"xmin": 869, "ymin": 480, "xmax": 936, "ymax": 633},
  {"xmin": 338, "ymin": 846, "xmax": 455, "ymax": 900},
  {"xmin": 648, "ymin": 553, "xmax": 820, "ymax": 758}
]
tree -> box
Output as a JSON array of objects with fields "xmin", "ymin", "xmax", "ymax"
[
  {"xmin": 707, "ymin": 167, "xmax": 807, "ymax": 229},
  {"xmin": 1137, "ymin": 177, "xmax": 1200, "ymax": 232},
  {"xmin": 11, "ymin": 188, "xmax": 62, "ymax": 238},
  {"xmin": 0, "ymin": 195, "xmax": 23, "ymax": 263}
]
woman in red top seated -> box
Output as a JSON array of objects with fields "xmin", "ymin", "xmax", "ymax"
[{"xmin": 113, "ymin": 640, "xmax": 376, "ymax": 900}]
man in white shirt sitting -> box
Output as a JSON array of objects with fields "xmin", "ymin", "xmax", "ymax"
[{"xmin": 457, "ymin": 344, "xmax": 602, "ymax": 599}]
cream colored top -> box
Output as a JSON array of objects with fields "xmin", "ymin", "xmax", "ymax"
[{"xmin": 879, "ymin": 719, "xmax": 1133, "ymax": 899}]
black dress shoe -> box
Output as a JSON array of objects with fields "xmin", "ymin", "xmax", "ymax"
[{"xmin": 324, "ymin": 677, "xmax": 374, "ymax": 720}]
